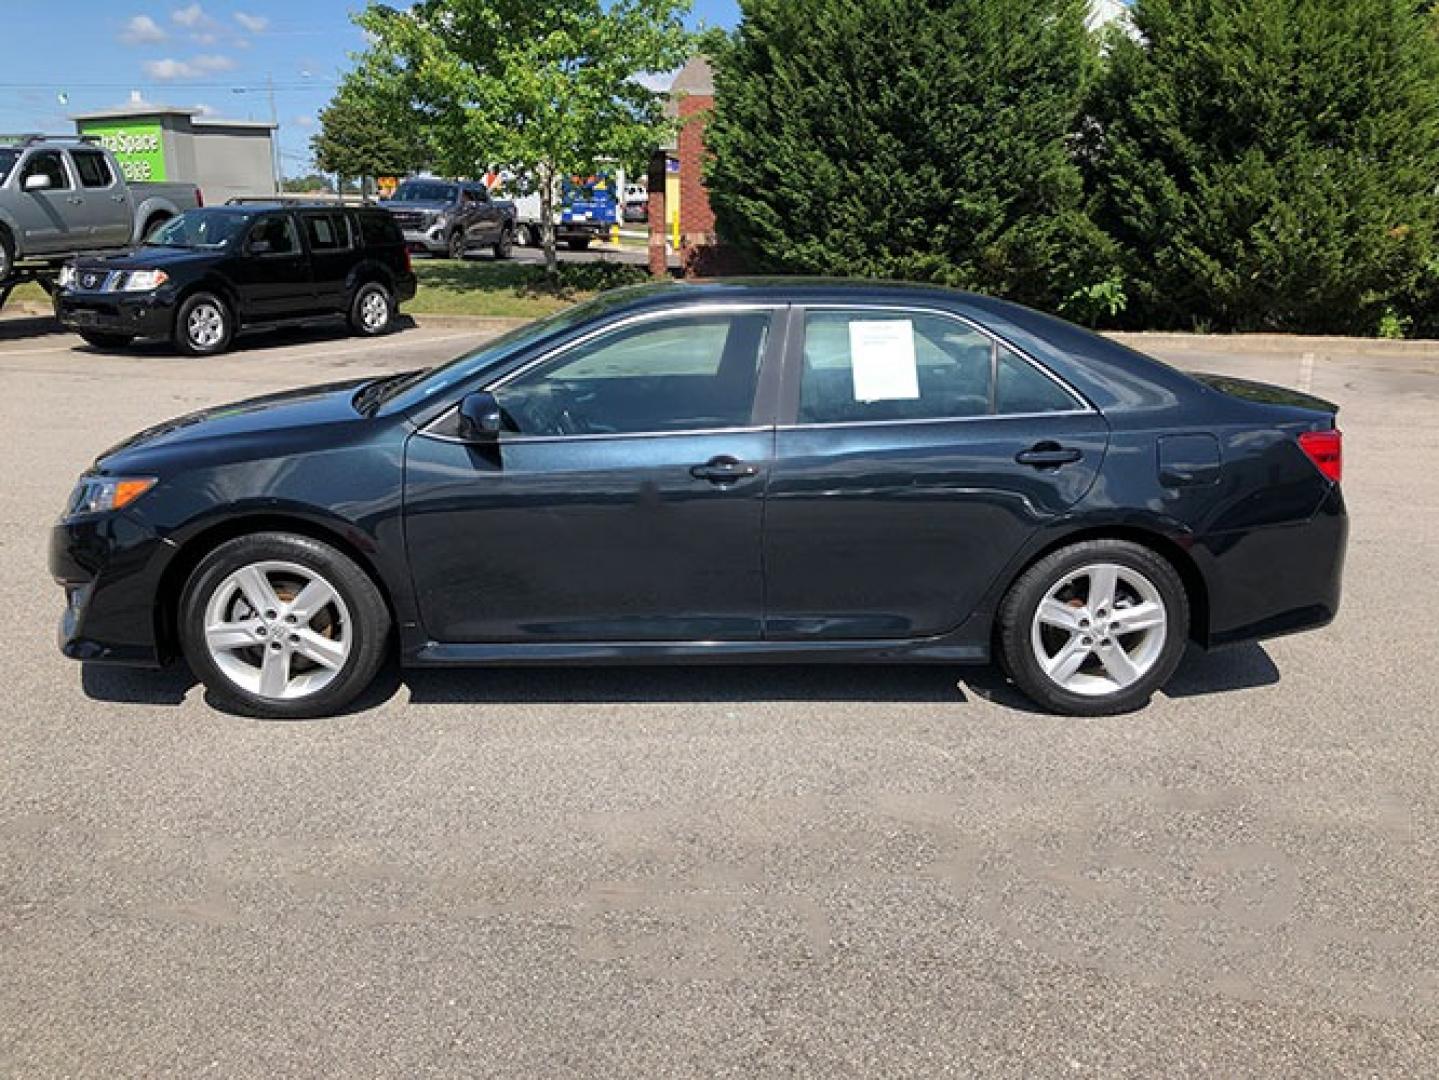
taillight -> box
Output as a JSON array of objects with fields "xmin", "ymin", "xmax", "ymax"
[
  {"xmin": 403, "ymin": 246, "xmax": 412, "ymax": 273},
  {"xmin": 1298, "ymin": 429, "xmax": 1342, "ymax": 483},
  {"xmin": 195, "ymin": 187, "xmax": 204, "ymax": 208}
]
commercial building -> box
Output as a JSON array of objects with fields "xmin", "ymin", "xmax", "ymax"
[{"xmin": 71, "ymin": 104, "xmax": 277, "ymax": 205}]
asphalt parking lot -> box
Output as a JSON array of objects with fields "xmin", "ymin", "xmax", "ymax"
[{"xmin": 1, "ymin": 313, "xmax": 1436, "ymax": 1077}]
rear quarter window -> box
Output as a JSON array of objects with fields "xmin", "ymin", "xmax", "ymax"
[{"xmin": 355, "ymin": 211, "xmax": 402, "ymax": 248}]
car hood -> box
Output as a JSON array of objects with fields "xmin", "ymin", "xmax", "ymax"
[
  {"xmin": 75, "ymin": 245, "xmax": 224, "ymax": 272},
  {"xmin": 380, "ymin": 200, "xmax": 449, "ymax": 213},
  {"xmin": 96, "ymin": 378, "xmax": 377, "ymax": 470}
]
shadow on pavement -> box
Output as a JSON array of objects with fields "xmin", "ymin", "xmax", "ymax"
[
  {"xmin": 80, "ymin": 643, "xmax": 1278, "ymax": 716},
  {"xmin": 0, "ymin": 314, "xmax": 61, "ymax": 343}
]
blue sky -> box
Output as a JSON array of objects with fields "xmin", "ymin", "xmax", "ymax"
[{"xmin": 1, "ymin": 0, "xmax": 740, "ymax": 176}]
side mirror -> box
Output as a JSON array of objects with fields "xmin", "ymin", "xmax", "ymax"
[
  {"xmin": 23, "ymin": 173, "xmax": 52, "ymax": 192},
  {"xmin": 457, "ymin": 391, "xmax": 506, "ymax": 443}
]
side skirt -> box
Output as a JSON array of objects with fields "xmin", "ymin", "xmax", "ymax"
[{"xmin": 408, "ymin": 638, "xmax": 990, "ymax": 668}]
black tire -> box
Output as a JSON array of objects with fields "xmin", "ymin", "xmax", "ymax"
[
  {"xmin": 348, "ymin": 281, "xmax": 394, "ymax": 337},
  {"xmin": 78, "ymin": 331, "xmax": 134, "ymax": 350},
  {"xmin": 516, "ymin": 224, "xmax": 535, "ymax": 247},
  {"xmin": 567, "ymin": 236, "xmax": 592, "ymax": 252},
  {"xmin": 0, "ymin": 227, "xmax": 14, "ymax": 282},
  {"xmin": 179, "ymin": 532, "xmax": 392, "ymax": 719},
  {"xmin": 173, "ymin": 291, "xmax": 233, "ymax": 356},
  {"xmin": 142, "ymin": 213, "xmax": 171, "ymax": 243},
  {"xmin": 493, "ymin": 227, "xmax": 513, "ymax": 260},
  {"xmin": 447, "ymin": 229, "xmax": 466, "ymax": 260},
  {"xmin": 997, "ymin": 539, "xmax": 1189, "ymax": 717}
]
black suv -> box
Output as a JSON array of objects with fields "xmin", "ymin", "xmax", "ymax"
[{"xmin": 54, "ymin": 204, "xmax": 418, "ymax": 355}]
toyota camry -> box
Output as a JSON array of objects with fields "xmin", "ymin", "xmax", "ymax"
[{"xmin": 50, "ymin": 280, "xmax": 1347, "ymax": 718}]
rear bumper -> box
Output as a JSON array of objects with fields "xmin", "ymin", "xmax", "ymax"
[
  {"xmin": 55, "ymin": 290, "xmax": 175, "ymax": 339},
  {"xmin": 1197, "ymin": 483, "xmax": 1348, "ymax": 648},
  {"xmin": 50, "ymin": 511, "xmax": 173, "ymax": 667}
]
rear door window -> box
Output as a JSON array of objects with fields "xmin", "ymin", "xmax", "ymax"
[
  {"xmin": 304, "ymin": 213, "xmax": 351, "ymax": 251},
  {"xmin": 72, "ymin": 150, "xmax": 115, "ymax": 188}
]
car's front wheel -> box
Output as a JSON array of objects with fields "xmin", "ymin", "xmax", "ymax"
[
  {"xmin": 447, "ymin": 229, "xmax": 466, "ymax": 260},
  {"xmin": 493, "ymin": 227, "xmax": 513, "ymax": 260},
  {"xmin": 997, "ymin": 539, "xmax": 1188, "ymax": 716},
  {"xmin": 179, "ymin": 532, "xmax": 391, "ymax": 719},
  {"xmin": 174, "ymin": 292, "xmax": 233, "ymax": 356}
]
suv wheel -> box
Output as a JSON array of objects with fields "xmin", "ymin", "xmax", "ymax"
[
  {"xmin": 349, "ymin": 281, "xmax": 393, "ymax": 336},
  {"xmin": 493, "ymin": 227, "xmax": 513, "ymax": 260},
  {"xmin": 179, "ymin": 532, "xmax": 391, "ymax": 719},
  {"xmin": 997, "ymin": 539, "xmax": 1189, "ymax": 716},
  {"xmin": 0, "ymin": 228, "xmax": 13, "ymax": 282},
  {"xmin": 174, "ymin": 292, "xmax": 233, "ymax": 356},
  {"xmin": 447, "ymin": 229, "xmax": 466, "ymax": 260},
  {"xmin": 567, "ymin": 236, "xmax": 592, "ymax": 252}
]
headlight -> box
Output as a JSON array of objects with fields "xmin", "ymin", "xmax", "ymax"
[
  {"xmin": 432, "ymin": 213, "xmax": 449, "ymax": 230},
  {"xmin": 58, "ymin": 264, "xmax": 77, "ymax": 289},
  {"xmin": 67, "ymin": 475, "xmax": 157, "ymax": 516},
  {"xmin": 119, "ymin": 269, "xmax": 169, "ymax": 292}
]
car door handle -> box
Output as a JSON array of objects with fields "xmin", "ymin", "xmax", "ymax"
[
  {"xmin": 1015, "ymin": 442, "xmax": 1083, "ymax": 468},
  {"xmin": 67, "ymin": 196, "xmax": 84, "ymax": 205},
  {"xmin": 690, "ymin": 456, "xmax": 760, "ymax": 483}
]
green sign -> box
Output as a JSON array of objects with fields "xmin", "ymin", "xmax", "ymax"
[{"xmin": 77, "ymin": 120, "xmax": 167, "ymax": 182}]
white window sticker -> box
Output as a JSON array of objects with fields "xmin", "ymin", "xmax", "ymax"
[{"xmin": 849, "ymin": 319, "xmax": 920, "ymax": 402}]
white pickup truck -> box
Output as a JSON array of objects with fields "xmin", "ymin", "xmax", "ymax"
[{"xmin": 0, "ymin": 135, "xmax": 201, "ymax": 301}]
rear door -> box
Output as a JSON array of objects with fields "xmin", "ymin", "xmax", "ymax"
[
  {"xmin": 299, "ymin": 211, "xmax": 355, "ymax": 312},
  {"xmin": 763, "ymin": 305, "xmax": 1110, "ymax": 640},
  {"xmin": 69, "ymin": 148, "xmax": 132, "ymax": 248}
]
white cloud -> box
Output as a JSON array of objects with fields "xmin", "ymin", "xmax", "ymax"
[
  {"xmin": 171, "ymin": 3, "xmax": 205, "ymax": 28},
  {"xmin": 120, "ymin": 15, "xmax": 168, "ymax": 45},
  {"xmin": 143, "ymin": 52, "xmax": 235, "ymax": 79},
  {"xmin": 235, "ymin": 12, "xmax": 269, "ymax": 33},
  {"xmin": 194, "ymin": 102, "xmax": 218, "ymax": 116},
  {"xmin": 293, "ymin": 114, "xmax": 317, "ymax": 129}
]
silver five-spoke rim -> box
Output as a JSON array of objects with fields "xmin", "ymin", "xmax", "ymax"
[
  {"xmin": 188, "ymin": 303, "xmax": 225, "ymax": 347},
  {"xmin": 1030, "ymin": 562, "xmax": 1168, "ymax": 697},
  {"xmin": 203, "ymin": 560, "xmax": 352, "ymax": 700},
  {"xmin": 360, "ymin": 290, "xmax": 389, "ymax": 330}
]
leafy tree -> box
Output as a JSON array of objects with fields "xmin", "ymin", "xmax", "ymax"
[
  {"xmin": 281, "ymin": 172, "xmax": 334, "ymax": 194},
  {"xmin": 311, "ymin": 77, "xmax": 430, "ymax": 194},
  {"xmin": 349, "ymin": 0, "xmax": 694, "ymax": 276},
  {"xmin": 1086, "ymin": 0, "xmax": 1439, "ymax": 334},
  {"xmin": 703, "ymin": 0, "xmax": 1115, "ymax": 314}
]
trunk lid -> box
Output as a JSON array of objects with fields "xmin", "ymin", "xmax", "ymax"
[{"xmin": 1192, "ymin": 373, "xmax": 1339, "ymax": 418}]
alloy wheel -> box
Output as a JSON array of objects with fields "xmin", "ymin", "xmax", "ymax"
[
  {"xmin": 202, "ymin": 560, "xmax": 352, "ymax": 700},
  {"xmin": 359, "ymin": 289, "xmax": 389, "ymax": 331},
  {"xmin": 187, "ymin": 303, "xmax": 226, "ymax": 348},
  {"xmin": 1029, "ymin": 562, "xmax": 1169, "ymax": 697}
]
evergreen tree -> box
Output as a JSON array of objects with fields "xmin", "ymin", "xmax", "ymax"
[
  {"xmin": 704, "ymin": 0, "xmax": 1116, "ymax": 316},
  {"xmin": 1087, "ymin": 0, "xmax": 1439, "ymax": 333}
]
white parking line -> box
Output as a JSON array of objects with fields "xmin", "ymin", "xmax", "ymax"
[{"xmin": 1298, "ymin": 351, "xmax": 1316, "ymax": 393}]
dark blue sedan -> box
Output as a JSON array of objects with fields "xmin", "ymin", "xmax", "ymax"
[{"xmin": 50, "ymin": 280, "xmax": 1347, "ymax": 718}]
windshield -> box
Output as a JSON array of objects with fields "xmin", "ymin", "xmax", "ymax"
[
  {"xmin": 147, "ymin": 209, "xmax": 251, "ymax": 249},
  {"xmin": 392, "ymin": 182, "xmax": 456, "ymax": 203},
  {"xmin": 0, "ymin": 149, "xmax": 18, "ymax": 185},
  {"xmin": 375, "ymin": 297, "xmax": 615, "ymax": 413}
]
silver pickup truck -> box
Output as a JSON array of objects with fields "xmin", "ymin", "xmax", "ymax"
[{"xmin": 0, "ymin": 135, "xmax": 201, "ymax": 285}]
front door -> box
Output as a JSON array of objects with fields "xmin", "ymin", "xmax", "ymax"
[
  {"xmin": 14, "ymin": 150, "xmax": 77, "ymax": 255},
  {"xmin": 234, "ymin": 213, "xmax": 313, "ymax": 319},
  {"xmin": 69, "ymin": 148, "xmax": 132, "ymax": 249},
  {"xmin": 404, "ymin": 306, "xmax": 782, "ymax": 642},
  {"xmin": 763, "ymin": 306, "xmax": 1111, "ymax": 640}
]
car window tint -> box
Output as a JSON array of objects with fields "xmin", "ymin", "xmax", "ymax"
[
  {"xmin": 995, "ymin": 345, "xmax": 1081, "ymax": 414},
  {"xmin": 799, "ymin": 310, "xmax": 993, "ymax": 424},
  {"xmin": 72, "ymin": 150, "xmax": 114, "ymax": 188},
  {"xmin": 499, "ymin": 312, "xmax": 772, "ymax": 437},
  {"xmin": 304, "ymin": 213, "xmax": 350, "ymax": 251},
  {"xmin": 356, "ymin": 211, "xmax": 399, "ymax": 247},
  {"xmin": 249, "ymin": 214, "xmax": 299, "ymax": 254},
  {"xmin": 21, "ymin": 151, "xmax": 69, "ymax": 190}
]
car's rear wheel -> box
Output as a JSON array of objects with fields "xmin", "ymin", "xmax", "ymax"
[
  {"xmin": 493, "ymin": 226, "xmax": 513, "ymax": 260},
  {"xmin": 0, "ymin": 227, "xmax": 14, "ymax": 282},
  {"xmin": 567, "ymin": 236, "xmax": 592, "ymax": 252},
  {"xmin": 179, "ymin": 533, "xmax": 391, "ymax": 719},
  {"xmin": 349, "ymin": 281, "xmax": 393, "ymax": 336},
  {"xmin": 174, "ymin": 292, "xmax": 233, "ymax": 356},
  {"xmin": 78, "ymin": 331, "xmax": 134, "ymax": 350},
  {"xmin": 997, "ymin": 539, "xmax": 1188, "ymax": 716}
]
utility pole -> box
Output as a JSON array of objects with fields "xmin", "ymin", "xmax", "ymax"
[{"xmin": 267, "ymin": 72, "xmax": 280, "ymax": 194}]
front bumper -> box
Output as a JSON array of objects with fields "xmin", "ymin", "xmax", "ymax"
[
  {"xmin": 55, "ymin": 289, "xmax": 175, "ymax": 339},
  {"xmin": 50, "ymin": 510, "xmax": 174, "ymax": 667},
  {"xmin": 402, "ymin": 227, "xmax": 450, "ymax": 255}
]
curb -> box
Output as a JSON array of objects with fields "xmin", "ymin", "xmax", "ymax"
[{"xmin": 1106, "ymin": 331, "xmax": 1439, "ymax": 360}]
